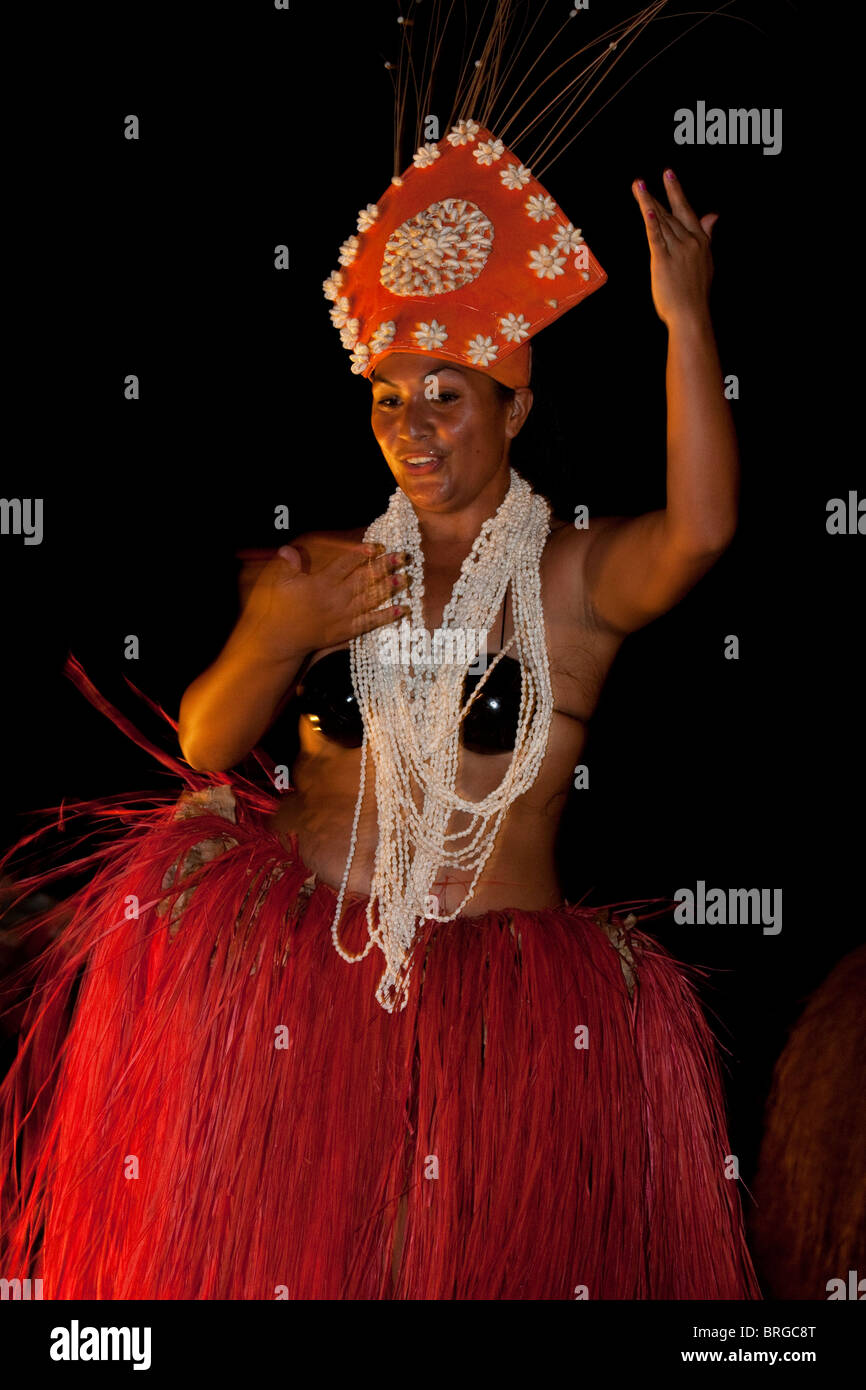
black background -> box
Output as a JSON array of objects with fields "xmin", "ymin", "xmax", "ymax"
[{"xmin": 1, "ymin": 0, "xmax": 858, "ymax": 1238}]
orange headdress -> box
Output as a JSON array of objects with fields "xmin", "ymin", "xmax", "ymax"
[
  {"xmin": 323, "ymin": 121, "xmax": 606, "ymax": 389},
  {"xmin": 323, "ymin": 2, "xmax": 675, "ymax": 389}
]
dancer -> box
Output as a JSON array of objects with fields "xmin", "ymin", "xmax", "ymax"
[{"xmin": 1, "ymin": 5, "xmax": 760, "ymax": 1299}]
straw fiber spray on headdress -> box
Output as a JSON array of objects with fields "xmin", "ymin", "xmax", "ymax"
[{"xmin": 324, "ymin": 1, "xmax": 677, "ymax": 388}]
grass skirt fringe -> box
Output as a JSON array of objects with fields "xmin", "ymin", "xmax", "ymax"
[{"xmin": 0, "ymin": 657, "xmax": 760, "ymax": 1299}]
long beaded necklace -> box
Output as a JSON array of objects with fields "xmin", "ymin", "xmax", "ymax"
[{"xmin": 330, "ymin": 467, "xmax": 554, "ymax": 1012}]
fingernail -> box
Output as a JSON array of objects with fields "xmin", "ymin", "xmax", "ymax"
[
  {"xmin": 647, "ymin": 210, "xmax": 656, "ymax": 219},
  {"xmin": 636, "ymin": 179, "xmax": 646, "ymax": 190},
  {"xmin": 665, "ymin": 169, "xmax": 675, "ymax": 181}
]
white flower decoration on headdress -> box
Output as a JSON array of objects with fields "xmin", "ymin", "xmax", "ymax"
[
  {"xmin": 413, "ymin": 142, "xmax": 441, "ymax": 169},
  {"xmin": 329, "ymin": 296, "xmax": 352, "ymax": 329},
  {"xmin": 340, "ymin": 318, "xmax": 360, "ymax": 348},
  {"xmin": 466, "ymin": 335, "xmax": 499, "ymax": 366},
  {"xmin": 525, "ymin": 193, "xmax": 557, "ymax": 223},
  {"xmin": 322, "ymin": 270, "xmax": 344, "ymax": 302},
  {"xmin": 528, "ymin": 245, "xmax": 567, "ymax": 280},
  {"xmin": 473, "ymin": 138, "xmax": 504, "ymax": 166},
  {"xmin": 552, "ymin": 222, "xmax": 585, "ymax": 253},
  {"xmin": 413, "ymin": 320, "xmax": 448, "ymax": 351},
  {"xmin": 338, "ymin": 236, "xmax": 360, "ymax": 266},
  {"xmin": 446, "ymin": 119, "xmax": 480, "ymax": 146},
  {"xmin": 369, "ymin": 320, "xmax": 397, "ymax": 354},
  {"xmin": 500, "ymin": 162, "xmax": 532, "ymax": 190},
  {"xmin": 499, "ymin": 312, "xmax": 530, "ymax": 343},
  {"xmin": 380, "ymin": 199, "xmax": 494, "ymax": 296},
  {"xmin": 349, "ymin": 343, "xmax": 370, "ymax": 374},
  {"xmin": 357, "ymin": 204, "xmax": 380, "ymax": 232}
]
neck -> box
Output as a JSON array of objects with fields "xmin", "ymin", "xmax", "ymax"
[{"xmin": 414, "ymin": 463, "xmax": 513, "ymax": 551}]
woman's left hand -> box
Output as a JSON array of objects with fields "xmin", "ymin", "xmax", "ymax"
[{"xmin": 632, "ymin": 170, "xmax": 719, "ymax": 328}]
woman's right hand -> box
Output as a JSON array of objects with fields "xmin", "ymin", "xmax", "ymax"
[{"xmin": 234, "ymin": 538, "xmax": 410, "ymax": 663}]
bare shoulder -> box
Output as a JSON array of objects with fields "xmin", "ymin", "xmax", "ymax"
[
  {"xmin": 542, "ymin": 514, "xmax": 637, "ymax": 638},
  {"xmin": 542, "ymin": 516, "xmax": 613, "ymax": 606},
  {"xmin": 544, "ymin": 514, "xmax": 626, "ymax": 563}
]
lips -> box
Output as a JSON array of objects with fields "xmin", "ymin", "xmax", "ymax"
[{"xmin": 400, "ymin": 453, "xmax": 445, "ymax": 474}]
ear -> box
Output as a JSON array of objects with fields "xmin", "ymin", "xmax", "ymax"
[{"xmin": 506, "ymin": 387, "xmax": 534, "ymax": 440}]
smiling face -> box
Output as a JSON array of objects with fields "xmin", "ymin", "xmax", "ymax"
[{"xmin": 369, "ymin": 354, "xmax": 533, "ymax": 516}]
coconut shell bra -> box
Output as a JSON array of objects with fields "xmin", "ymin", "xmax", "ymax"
[{"xmin": 296, "ymin": 603, "xmax": 521, "ymax": 756}]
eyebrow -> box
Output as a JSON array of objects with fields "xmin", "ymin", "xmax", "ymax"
[{"xmin": 371, "ymin": 367, "xmax": 466, "ymax": 388}]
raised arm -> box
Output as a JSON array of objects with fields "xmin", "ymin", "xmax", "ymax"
[
  {"xmin": 582, "ymin": 169, "xmax": 738, "ymax": 635},
  {"xmin": 177, "ymin": 536, "xmax": 409, "ymax": 771}
]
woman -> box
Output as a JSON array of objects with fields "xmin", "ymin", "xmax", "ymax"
[
  {"xmin": 191, "ymin": 165, "xmax": 738, "ymax": 954},
  {"xmin": 0, "ymin": 119, "xmax": 759, "ymax": 1295}
]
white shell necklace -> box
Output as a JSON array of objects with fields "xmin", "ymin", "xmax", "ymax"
[{"xmin": 330, "ymin": 467, "xmax": 554, "ymax": 1012}]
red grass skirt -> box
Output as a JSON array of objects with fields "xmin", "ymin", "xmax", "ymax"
[{"xmin": 0, "ymin": 659, "xmax": 760, "ymax": 1299}]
